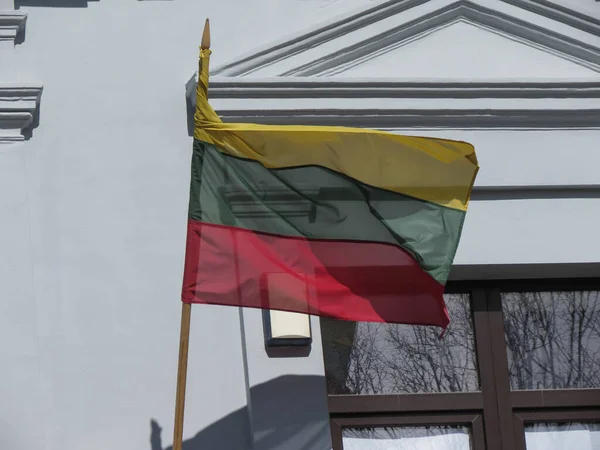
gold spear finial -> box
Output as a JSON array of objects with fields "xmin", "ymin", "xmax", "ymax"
[{"xmin": 201, "ymin": 18, "xmax": 211, "ymax": 50}]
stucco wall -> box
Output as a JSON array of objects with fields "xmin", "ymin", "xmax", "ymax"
[
  {"xmin": 1, "ymin": 1, "xmax": 600, "ymax": 450},
  {"xmin": 1, "ymin": 2, "xmax": 341, "ymax": 450}
]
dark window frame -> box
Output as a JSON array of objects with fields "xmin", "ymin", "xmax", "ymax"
[{"xmin": 323, "ymin": 277, "xmax": 600, "ymax": 450}]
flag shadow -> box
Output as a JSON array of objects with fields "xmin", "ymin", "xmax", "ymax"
[{"xmin": 152, "ymin": 374, "xmax": 332, "ymax": 450}]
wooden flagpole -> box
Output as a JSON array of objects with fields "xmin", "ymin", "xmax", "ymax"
[
  {"xmin": 172, "ymin": 18, "xmax": 211, "ymax": 450},
  {"xmin": 172, "ymin": 302, "xmax": 191, "ymax": 450}
]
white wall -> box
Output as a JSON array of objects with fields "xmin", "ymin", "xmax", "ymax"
[
  {"xmin": 1, "ymin": 1, "xmax": 362, "ymax": 449},
  {"xmin": 1, "ymin": 1, "xmax": 600, "ymax": 450}
]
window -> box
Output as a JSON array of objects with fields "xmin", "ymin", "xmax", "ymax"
[
  {"xmin": 502, "ymin": 290, "xmax": 600, "ymax": 390},
  {"xmin": 320, "ymin": 279, "xmax": 600, "ymax": 450},
  {"xmin": 322, "ymin": 293, "xmax": 478, "ymax": 395}
]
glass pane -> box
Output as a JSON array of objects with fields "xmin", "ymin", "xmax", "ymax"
[
  {"xmin": 525, "ymin": 422, "xmax": 600, "ymax": 450},
  {"xmin": 502, "ymin": 291, "xmax": 600, "ymax": 390},
  {"xmin": 343, "ymin": 425, "xmax": 472, "ymax": 450},
  {"xmin": 320, "ymin": 293, "xmax": 478, "ymax": 394}
]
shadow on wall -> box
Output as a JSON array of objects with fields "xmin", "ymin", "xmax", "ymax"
[
  {"xmin": 151, "ymin": 375, "xmax": 332, "ymax": 450},
  {"xmin": 15, "ymin": 0, "xmax": 98, "ymax": 8}
]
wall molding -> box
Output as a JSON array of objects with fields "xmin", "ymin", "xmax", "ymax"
[
  {"xmin": 280, "ymin": 1, "xmax": 600, "ymax": 77},
  {"xmin": 212, "ymin": 0, "xmax": 600, "ymax": 77},
  {"xmin": 0, "ymin": 84, "xmax": 43, "ymax": 142},
  {"xmin": 187, "ymin": 78, "xmax": 600, "ymax": 129},
  {"xmin": 212, "ymin": 0, "xmax": 428, "ymax": 77},
  {"xmin": 0, "ymin": 11, "xmax": 26, "ymax": 44},
  {"xmin": 210, "ymin": 108, "xmax": 600, "ymax": 129},
  {"xmin": 204, "ymin": 79, "xmax": 600, "ymax": 99},
  {"xmin": 471, "ymin": 185, "xmax": 600, "ymax": 200},
  {"xmin": 501, "ymin": 0, "xmax": 600, "ymax": 36}
]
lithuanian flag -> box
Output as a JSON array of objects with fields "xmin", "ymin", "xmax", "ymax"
[{"xmin": 181, "ymin": 41, "xmax": 478, "ymax": 329}]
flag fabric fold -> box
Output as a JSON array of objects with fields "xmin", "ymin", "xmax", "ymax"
[{"xmin": 182, "ymin": 48, "xmax": 479, "ymax": 329}]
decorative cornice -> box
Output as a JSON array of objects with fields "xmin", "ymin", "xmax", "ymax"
[
  {"xmin": 186, "ymin": 78, "xmax": 600, "ymax": 129},
  {"xmin": 0, "ymin": 84, "xmax": 43, "ymax": 142},
  {"xmin": 0, "ymin": 11, "xmax": 27, "ymax": 44},
  {"xmin": 205, "ymin": 79, "xmax": 600, "ymax": 99},
  {"xmin": 212, "ymin": 0, "xmax": 600, "ymax": 77},
  {"xmin": 213, "ymin": 0, "xmax": 428, "ymax": 77},
  {"xmin": 212, "ymin": 108, "xmax": 600, "ymax": 129}
]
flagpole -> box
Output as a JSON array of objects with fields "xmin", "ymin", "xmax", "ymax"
[
  {"xmin": 172, "ymin": 302, "xmax": 192, "ymax": 450},
  {"xmin": 172, "ymin": 18, "xmax": 210, "ymax": 450}
]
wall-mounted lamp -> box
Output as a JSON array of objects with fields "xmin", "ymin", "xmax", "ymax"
[
  {"xmin": 261, "ymin": 272, "xmax": 312, "ymax": 348},
  {"xmin": 263, "ymin": 309, "xmax": 312, "ymax": 347},
  {"xmin": 219, "ymin": 186, "xmax": 316, "ymax": 348}
]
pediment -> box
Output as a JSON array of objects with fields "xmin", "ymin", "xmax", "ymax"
[
  {"xmin": 212, "ymin": 0, "xmax": 600, "ymax": 80},
  {"xmin": 186, "ymin": 0, "xmax": 600, "ymax": 132},
  {"xmin": 333, "ymin": 19, "xmax": 599, "ymax": 79}
]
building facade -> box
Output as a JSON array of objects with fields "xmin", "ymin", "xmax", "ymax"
[{"xmin": 1, "ymin": 1, "xmax": 600, "ymax": 449}]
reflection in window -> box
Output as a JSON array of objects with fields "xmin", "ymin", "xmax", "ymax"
[
  {"xmin": 343, "ymin": 425, "xmax": 472, "ymax": 450},
  {"xmin": 525, "ymin": 422, "xmax": 600, "ymax": 450},
  {"xmin": 502, "ymin": 291, "xmax": 600, "ymax": 390},
  {"xmin": 320, "ymin": 294, "xmax": 478, "ymax": 394}
]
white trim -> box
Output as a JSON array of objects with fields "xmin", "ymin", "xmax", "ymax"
[
  {"xmin": 207, "ymin": 109, "xmax": 600, "ymax": 129},
  {"xmin": 0, "ymin": 11, "xmax": 26, "ymax": 44},
  {"xmin": 212, "ymin": 0, "xmax": 600, "ymax": 77},
  {"xmin": 0, "ymin": 84, "xmax": 43, "ymax": 142},
  {"xmin": 186, "ymin": 78, "xmax": 600, "ymax": 129}
]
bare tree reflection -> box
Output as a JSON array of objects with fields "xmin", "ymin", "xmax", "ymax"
[
  {"xmin": 503, "ymin": 291, "xmax": 600, "ymax": 390},
  {"xmin": 321, "ymin": 290, "xmax": 600, "ymax": 395},
  {"xmin": 321, "ymin": 294, "xmax": 478, "ymax": 394},
  {"xmin": 385, "ymin": 295, "xmax": 477, "ymax": 393}
]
